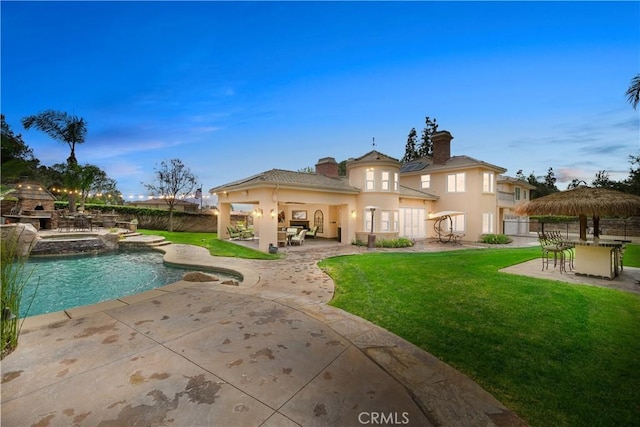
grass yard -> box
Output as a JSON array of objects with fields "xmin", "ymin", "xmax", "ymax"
[
  {"xmin": 136, "ymin": 229, "xmax": 278, "ymax": 260},
  {"xmin": 319, "ymin": 247, "xmax": 640, "ymax": 427},
  {"xmin": 624, "ymin": 243, "xmax": 639, "ymax": 267}
]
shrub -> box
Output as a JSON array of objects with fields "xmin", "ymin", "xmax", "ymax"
[
  {"xmin": 480, "ymin": 234, "xmax": 513, "ymax": 244},
  {"xmin": 351, "ymin": 237, "xmax": 414, "ymax": 248}
]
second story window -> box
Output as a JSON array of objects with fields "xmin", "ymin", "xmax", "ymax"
[
  {"xmin": 381, "ymin": 171, "xmax": 390, "ymax": 191},
  {"xmin": 365, "ymin": 170, "xmax": 375, "ymax": 191},
  {"xmin": 483, "ymin": 172, "xmax": 495, "ymax": 193},
  {"xmin": 394, "ymin": 172, "xmax": 399, "ymax": 191},
  {"xmin": 515, "ymin": 187, "xmax": 521, "ymax": 200},
  {"xmin": 421, "ymin": 174, "xmax": 431, "ymax": 189},
  {"xmin": 447, "ymin": 173, "xmax": 465, "ymax": 193}
]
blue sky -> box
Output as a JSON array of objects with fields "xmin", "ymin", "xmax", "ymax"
[{"xmin": 2, "ymin": 1, "xmax": 639, "ymax": 202}]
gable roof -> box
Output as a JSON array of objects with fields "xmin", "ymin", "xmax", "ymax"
[
  {"xmin": 400, "ymin": 155, "xmax": 506, "ymax": 174},
  {"xmin": 348, "ymin": 150, "xmax": 400, "ymax": 163},
  {"xmin": 210, "ymin": 169, "xmax": 361, "ymax": 194}
]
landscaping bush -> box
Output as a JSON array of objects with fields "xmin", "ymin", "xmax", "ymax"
[
  {"xmin": 352, "ymin": 237, "xmax": 414, "ymax": 248},
  {"xmin": 480, "ymin": 234, "xmax": 513, "ymax": 244}
]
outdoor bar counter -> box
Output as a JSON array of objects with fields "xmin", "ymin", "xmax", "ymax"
[{"xmin": 571, "ymin": 240, "xmax": 623, "ymax": 280}]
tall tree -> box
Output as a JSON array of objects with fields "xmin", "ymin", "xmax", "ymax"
[
  {"xmin": 21, "ymin": 110, "xmax": 87, "ymax": 212},
  {"xmin": 1, "ymin": 115, "xmax": 39, "ymax": 182},
  {"xmin": 144, "ymin": 159, "xmax": 197, "ymax": 232},
  {"xmin": 417, "ymin": 116, "xmax": 438, "ymax": 158},
  {"xmin": 623, "ymin": 154, "xmax": 640, "ymax": 195},
  {"xmin": 626, "ymin": 74, "xmax": 640, "ymax": 110},
  {"xmin": 527, "ymin": 168, "xmax": 559, "ymax": 199},
  {"xmin": 76, "ymin": 164, "xmax": 118, "ymax": 209},
  {"xmin": 402, "ymin": 128, "xmax": 418, "ymax": 162},
  {"xmin": 22, "ymin": 110, "xmax": 87, "ymax": 165}
]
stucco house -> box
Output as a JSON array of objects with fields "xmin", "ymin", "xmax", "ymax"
[{"xmin": 209, "ymin": 130, "xmax": 531, "ymax": 252}]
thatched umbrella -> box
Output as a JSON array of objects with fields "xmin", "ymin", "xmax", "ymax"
[{"xmin": 515, "ymin": 186, "xmax": 640, "ymax": 240}]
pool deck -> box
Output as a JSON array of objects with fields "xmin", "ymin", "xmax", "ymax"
[{"xmin": 2, "ymin": 234, "xmax": 638, "ymax": 426}]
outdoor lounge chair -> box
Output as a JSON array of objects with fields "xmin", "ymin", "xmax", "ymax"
[
  {"xmin": 227, "ymin": 226, "xmax": 242, "ymax": 240},
  {"xmin": 306, "ymin": 226, "xmax": 318, "ymax": 238},
  {"xmin": 290, "ymin": 229, "xmax": 307, "ymax": 245}
]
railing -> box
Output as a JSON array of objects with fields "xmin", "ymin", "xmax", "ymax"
[{"xmin": 497, "ymin": 191, "xmax": 515, "ymax": 202}]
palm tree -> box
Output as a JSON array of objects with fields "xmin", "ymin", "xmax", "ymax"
[
  {"xmin": 22, "ymin": 110, "xmax": 87, "ymax": 212},
  {"xmin": 626, "ymin": 74, "xmax": 640, "ymax": 110},
  {"xmin": 21, "ymin": 110, "xmax": 87, "ymax": 165}
]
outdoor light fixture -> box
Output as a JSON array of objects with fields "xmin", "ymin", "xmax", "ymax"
[
  {"xmin": 270, "ymin": 209, "xmax": 276, "ymax": 219},
  {"xmin": 351, "ymin": 210, "xmax": 357, "ymax": 218},
  {"xmin": 2, "ymin": 307, "xmax": 16, "ymax": 321},
  {"xmin": 213, "ymin": 208, "xmax": 219, "ymax": 216},
  {"xmin": 254, "ymin": 208, "xmax": 263, "ymax": 218}
]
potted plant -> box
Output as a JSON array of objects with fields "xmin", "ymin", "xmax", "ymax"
[{"xmin": 129, "ymin": 219, "xmax": 138, "ymax": 232}]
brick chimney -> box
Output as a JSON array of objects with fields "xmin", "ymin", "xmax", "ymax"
[
  {"xmin": 431, "ymin": 131, "xmax": 453, "ymax": 165},
  {"xmin": 315, "ymin": 157, "xmax": 340, "ymax": 177}
]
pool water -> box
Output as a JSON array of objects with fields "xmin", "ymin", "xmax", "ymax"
[{"xmin": 19, "ymin": 250, "xmax": 220, "ymax": 317}]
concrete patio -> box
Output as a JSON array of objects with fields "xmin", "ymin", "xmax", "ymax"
[{"xmin": 2, "ymin": 233, "xmax": 636, "ymax": 426}]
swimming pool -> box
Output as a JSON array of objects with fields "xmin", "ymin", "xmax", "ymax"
[{"xmin": 19, "ymin": 250, "xmax": 229, "ymax": 317}]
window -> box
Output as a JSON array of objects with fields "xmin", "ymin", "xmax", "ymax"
[
  {"xmin": 380, "ymin": 211, "xmax": 390, "ymax": 231},
  {"xmin": 447, "ymin": 173, "xmax": 465, "ymax": 193},
  {"xmin": 365, "ymin": 170, "xmax": 375, "ymax": 191},
  {"xmin": 394, "ymin": 172, "xmax": 399, "ymax": 191},
  {"xmin": 451, "ymin": 214, "xmax": 465, "ymax": 232},
  {"xmin": 483, "ymin": 172, "xmax": 494, "ymax": 193},
  {"xmin": 393, "ymin": 210, "xmax": 399, "ymax": 231},
  {"xmin": 364, "ymin": 209, "xmax": 374, "ymax": 232},
  {"xmin": 482, "ymin": 213, "xmax": 494, "ymax": 234},
  {"xmin": 314, "ymin": 210, "xmax": 324, "ymax": 233},
  {"xmin": 515, "ymin": 187, "xmax": 521, "ymax": 201},
  {"xmin": 381, "ymin": 171, "xmax": 390, "ymax": 191},
  {"xmin": 421, "ymin": 174, "xmax": 431, "ymax": 189}
]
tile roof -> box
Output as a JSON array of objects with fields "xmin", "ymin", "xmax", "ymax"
[
  {"xmin": 400, "ymin": 155, "xmax": 506, "ymax": 174},
  {"xmin": 399, "ymin": 185, "xmax": 439, "ymax": 200},
  {"xmin": 348, "ymin": 150, "xmax": 400, "ymax": 163},
  {"xmin": 210, "ymin": 169, "xmax": 361, "ymax": 194}
]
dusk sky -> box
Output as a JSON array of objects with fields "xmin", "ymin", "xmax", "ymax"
[{"xmin": 2, "ymin": 1, "xmax": 639, "ymax": 203}]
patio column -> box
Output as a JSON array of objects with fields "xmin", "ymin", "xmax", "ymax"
[
  {"xmin": 217, "ymin": 203, "xmax": 232, "ymax": 240},
  {"xmin": 256, "ymin": 200, "xmax": 278, "ymax": 252}
]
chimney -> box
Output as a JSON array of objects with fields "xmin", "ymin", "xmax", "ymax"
[
  {"xmin": 315, "ymin": 157, "xmax": 340, "ymax": 178},
  {"xmin": 431, "ymin": 130, "xmax": 453, "ymax": 165}
]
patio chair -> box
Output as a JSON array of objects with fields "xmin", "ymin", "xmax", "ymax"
[
  {"xmin": 227, "ymin": 226, "xmax": 242, "ymax": 240},
  {"xmin": 537, "ymin": 231, "xmax": 568, "ymax": 273},
  {"xmin": 546, "ymin": 230, "xmax": 574, "ymax": 271},
  {"xmin": 240, "ymin": 228, "xmax": 255, "ymax": 240},
  {"xmin": 306, "ymin": 226, "xmax": 319, "ymax": 238},
  {"xmin": 290, "ymin": 229, "xmax": 307, "ymax": 246}
]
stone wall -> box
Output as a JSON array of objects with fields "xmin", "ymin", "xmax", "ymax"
[{"xmin": 129, "ymin": 212, "xmax": 218, "ymax": 233}]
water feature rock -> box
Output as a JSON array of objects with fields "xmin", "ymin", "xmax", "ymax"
[
  {"xmin": 0, "ymin": 223, "xmax": 38, "ymax": 256},
  {"xmin": 182, "ymin": 271, "xmax": 220, "ymax": 282}
]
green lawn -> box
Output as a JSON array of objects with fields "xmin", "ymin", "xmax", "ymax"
[
  {"xmin": 319, "ymin": 247, "xmax": 640, "ymax": 427},
  {"xmin": 624, "ymin": 243, "xmax": 639, "ymax": 267},
  {"xmin": 136, "ymin": 229, "xmax": 279, "ymax": 260}
]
